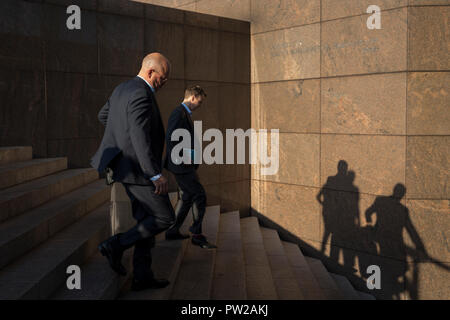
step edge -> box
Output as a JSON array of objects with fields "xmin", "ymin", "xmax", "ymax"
[
  {"xmin": 259, "ymin": 227, "xmax": 304, "ymax": 300},
  {"xmin": 0, "ymin": 181, "xmax": 110, "ymax": 269},
  {"xmin": 304, "ymin": 256, "xmax": 343, "ymax": 300},
  {"xmin": 0, "ymin": 168, "xmax": 99, "ymax": 222},
  {"xmin": 0, "ymin": 203, "xmax": 111, "ymax": 299}
]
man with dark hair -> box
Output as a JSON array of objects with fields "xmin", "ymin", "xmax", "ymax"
[
  {"xmin": 91, "ymin": 53, "xmax": 176, "ymax": 291},
  {"xmin": 163, "ymin": 85, "xmax": 217, "ymax": 249}
]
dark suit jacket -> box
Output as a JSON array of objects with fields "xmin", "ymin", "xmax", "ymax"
[
  {"xmin": 90, "ymin": 76, "xmax": 165, "ymax": 185},
  {"xmin": 164, "ymin": 104, "xmax": 199, "ymax": 174}
]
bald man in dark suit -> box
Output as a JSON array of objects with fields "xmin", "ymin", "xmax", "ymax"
[{"xmin": 91, "ymin": 53, "xmax": 175, "ymax": 291}]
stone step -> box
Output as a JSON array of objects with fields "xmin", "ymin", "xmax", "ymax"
[
  {"xmin": 211, "ymin": 211, "xmax": 246, "ymax": 300},
  {"xmin": 0, "ymin": 157, "xmax": 68, "ymax": 190},
  {"xmin": 119, "ymin": 201, "xmax": 194, "ymax": 300},
  {"xmin": 52, "ymin": 191, "xmax": 180, "ymax": 300},
  {"xmin": 260, "ymin": 227, "xmax": 304, "ymax": 300},
  {"xmin": 357, "ymin": 290, "xmax": 376, "ymax": 300},
  {"xmin": 0, "ymin": 180, "xmax": 110, "ymax": 270},
  {"xmin": 0, "ymin": 168, "xmax": 99, "ymax": 223},
  {"xmin": 304, "ymin": 256, "xmax": 343, "ymax": 300},
  {"xmin": 170, "ymin": 206, "xmax": 221, "ymax": 299},
  {"xmin": 119, "ymin": 237, "xmax": 189, "ymax": 300},
  {"xmin": 239, "ymin": 218, "xmax": 277, "ymax": 300},
  {"xmin": 282, "ymin": 241, "xmax": 326, "ymax": 300},
  {"xmin": 330, "ymin": 272, "xmax": 360, "ymax": 300},
  {"xmin": 0, "ymin": 146, "xmax": 32, "ymax": 165},
  {"xmin": 0, "ymin": 203, "xmax": 110, "ymax": 299},
  {"xmin": 51, "ymin": 250, "xmax": 133, "ymax": 300}
]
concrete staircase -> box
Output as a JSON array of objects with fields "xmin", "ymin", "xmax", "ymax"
[
  {"xmin": 0, "ymin": 146, "xmax": 375, "ymax": 300},
  {"xmin": 117, "ymin": 212, "xmax": 375, "ymax": 300},
  {"xmin": 0, "ymin": 146, "xmax": 111, "ymax": 299}
]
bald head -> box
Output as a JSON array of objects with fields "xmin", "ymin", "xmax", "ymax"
[
  {"xmin": 138, "ymin": 52, "xmax": 171, "ymax": 91},
  {"xmin": 141, "ymin": 53, "xmax": 170, "ymax": 74}
]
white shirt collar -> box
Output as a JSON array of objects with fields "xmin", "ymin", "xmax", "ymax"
[{"xmin": 137, "ymin": 75, "xmax": 155, "ymax": 93}]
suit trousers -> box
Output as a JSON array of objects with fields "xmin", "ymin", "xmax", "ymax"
[
  {"xmin": 118, "ymin": 183, "xmax": 175, "ymax": 281},
  {"xmin": 167, "ymin": 171, "xmax": 207, "ymax": 235}
]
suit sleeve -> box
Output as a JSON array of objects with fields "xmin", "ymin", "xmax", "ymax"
[
  {"xmin": 98, "ymin": 99, "xmax": 110, "ymax": 126},
  {"xmin": 127, "ymin": 90, "xmax": 161, "ymax": 178}
]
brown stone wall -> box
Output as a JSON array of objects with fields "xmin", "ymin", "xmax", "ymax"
[
  {"xmin": 136, "ymin": 0, "xmax": 449, "ymax": 299},
  {"xmin": 0, "ymin": 0, "xmax": 251, "ymax": 215}
]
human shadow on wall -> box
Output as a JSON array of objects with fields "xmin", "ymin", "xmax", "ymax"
[
  {"xmin": 316, "ymin": 160, "xmax": 449, "ymax": 299},
  {"xmin": 317, "ymin": 161, "xmax": 360, "ymax": 274},
  {"xmin": 252, "ymin": 158, "xmax": 449, "ymax": 299}
]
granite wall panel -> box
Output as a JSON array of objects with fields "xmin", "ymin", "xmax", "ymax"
[
  {"xmin": 257, "ymin": 133, "xmax": 320, "ymax": 187},
  {"xmin": 406, "ymin": 136, "xmax": 449, "ymax": 199},
  {"xmin": 0, "ymin": 69, "xmax": 46, "ymax": 157},
  {"xmin": 322, "ymin": 0, "xmax": 407, "ymax": 21},
  {"xmin": 46, "ymin": 72, "xmax": 104, "ymax": 140},
  {"xmin": 321, "ymin": 73, "xmax": 407, "ymax": 135},
  {"xmin": 43, "ymin": 4, "xmax": 97, "ymax": 73},
  {"xmin": 251, "ymin": 0, "xmax": 320, "ymax": 34},
  {"xmin": 196, "ymin": 0, "xmax": 250, "ymax": 22},
  {"xmin": 185, "ymin": 26, "xmax": 219, "ymax": 81},
  {"xmin": 407, "ymin": 72, "xmax": 450, "ymax": 135},
  {"xmin": 0, "ymin": 0, "xmax": 43, "ymax": 71},
  {"xmin": 321, "ymin": 135, "xmax": 406, "ymax": 196},
  {"xmin": 145, "ymin": 20, "xmax": 185, "ymax": 80},
  {"xmin": 405, "ymin": 262, "xmax": 450, "ymax": 300},
  {"xmin": 408, "ymin": 6, "xmax": 449, "ymax": 70},
  {"xmin": 405, "ymin": 199, "xmax": 449, "ymax": 263},
  {"xmin": 321, "ymin": 8, "xmax": 407, "ymax": 77},
  {"xmin": 98, "ymin": 13, "xmax": 144, "ymax": 75},
  {"xmin": 253, "ymin": 79, "xmax": 320, "ymax": 133},
  {"xmin": 252, "ymin": 23, "xmax": 320, "ymax": 82}
]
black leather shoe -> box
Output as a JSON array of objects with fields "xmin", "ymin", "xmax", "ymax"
[
  {"xmin": 131, "ymin": 278, "xmax": 170, "ymax": 291},
  {"xmin": 191, "ymin": 235, "xmax": 217, "ymax": 249},
  {"xmin": 165, "ymin": 231, "xmax": 190, "ymax": 240},
  {"xmin": 98, "ymin": 235, "xmax": 127, "ymax": 276}
]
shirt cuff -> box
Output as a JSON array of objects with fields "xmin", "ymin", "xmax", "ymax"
[{"xmin": 150, "ymin": 174, "xmax": 162, "ymax": 181}]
